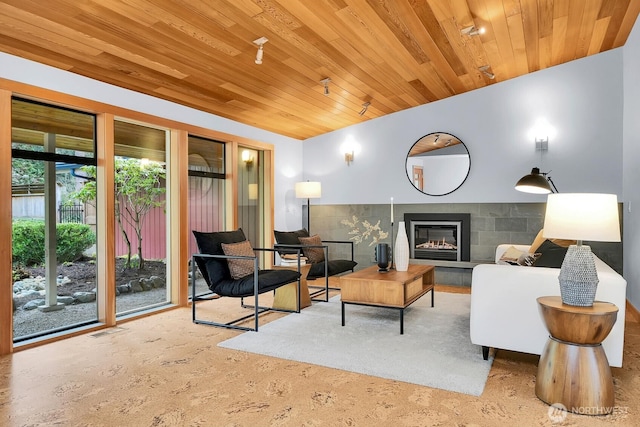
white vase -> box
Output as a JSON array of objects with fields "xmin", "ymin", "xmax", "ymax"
[{"xmin": 394, "ymin": 221, "xmax": 410, "ymax": 272}]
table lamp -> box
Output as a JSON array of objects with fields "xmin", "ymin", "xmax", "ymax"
[{"xmin": 542, "ymin": 193, "xmax": 621, "ymax": 306}]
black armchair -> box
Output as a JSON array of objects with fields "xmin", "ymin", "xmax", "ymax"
[
  {"xmin": 274, "ymin": 229, "xmax": 357, "ymax": 301},
  {"xmin": 192, "ymin": 229, "xmax": 302, "ymax": 332}
]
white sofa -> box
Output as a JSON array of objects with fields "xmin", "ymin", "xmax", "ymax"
[{"xmin": 470, "ymin": 244, "xmax": 627, "ymax": 367}]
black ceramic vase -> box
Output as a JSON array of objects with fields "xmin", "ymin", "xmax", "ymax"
[{"xmin": 375, "ymin": 243, "xmax": 390, "ymax": 272}]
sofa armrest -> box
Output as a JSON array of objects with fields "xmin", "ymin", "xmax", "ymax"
[{"xmin": 470, "ymin": 260, "xmax": 627, "ymax": 367}]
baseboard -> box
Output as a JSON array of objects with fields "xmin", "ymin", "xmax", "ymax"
[
  {"xmin": 626, "ymin": 300, "xmax": 640, "ymax": 323},
  {"xmin": 435, "ymin": 284, "xmax": 471, "ymax": 294}
]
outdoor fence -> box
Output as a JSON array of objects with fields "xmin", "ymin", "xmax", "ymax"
[{"xmin": 58, "ymin": 204, "xmax": 85, "ymax": 224}]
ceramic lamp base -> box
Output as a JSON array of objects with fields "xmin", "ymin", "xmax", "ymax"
[{"xmin": 558, "ymin": 245, "xmax": 599, "ymax": 307}]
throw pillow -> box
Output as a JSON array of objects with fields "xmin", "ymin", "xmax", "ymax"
[
  {"xmin": 533, "ymin": 239, "xmax": 570, "ymax": 268},
  {"xmin": 498, "ymin": 246, "xmax": 525, "ymax": 265},
  {"xmin": 517, "ymin": 252, "xmax": 541, "ymax": 266},
  {"xmin": 298, "ymin": 234, "xmax": 326, "ymax": 264},
  {"xmin": 530, "ymin": 229, "xmax": 576, "ymax": 253},
  {"xmin": 221, "ymin": 240, "xmax": 255, "ymax": 279},
  {"xmin": 498, "ymin": 246, "xmax": 540, "ymax": 266}
]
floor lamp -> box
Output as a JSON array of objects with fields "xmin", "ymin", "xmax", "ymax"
[{"xmin": 295, "ymin": 181, "xmax": 321, "ymax": 232}]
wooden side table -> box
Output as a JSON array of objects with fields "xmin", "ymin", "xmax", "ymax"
[
  {"xmin": 272, "ymin": 264, "xmax": 312, "ymax": 311},
  {"xmin": 535, "ymin": 296, "xmax": 618, "ymax": 415}
]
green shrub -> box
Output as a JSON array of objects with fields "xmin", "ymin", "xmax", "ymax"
[
  {"xmin": 12, "ymin": 220, "xmax": 44, "ymax": 266},
  {"xmin": 12, "ymin": 220, "xmax": 96, "ymax": 266},
  {"xmin": 56, "ymin": 223, "xmax": 96, "ymax": 263}
]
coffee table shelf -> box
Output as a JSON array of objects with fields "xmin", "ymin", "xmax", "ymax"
[{"xmin": 339, "ymin": 264, "xmax": 435, "ymax": 334}]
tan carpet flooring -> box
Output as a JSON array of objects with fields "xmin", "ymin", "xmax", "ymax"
[{"xmin": 1, "ymin": 284, "xmax": 639, "ymax": 426}]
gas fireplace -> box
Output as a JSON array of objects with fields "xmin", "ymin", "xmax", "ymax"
[{"xmin": 404, "ymin": 213, "xmax": 470, "ymax": 262}]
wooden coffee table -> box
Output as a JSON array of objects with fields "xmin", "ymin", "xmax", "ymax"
[{"xmin": 339, "ymin": 264, "xmax": 435, "ymax": 334}]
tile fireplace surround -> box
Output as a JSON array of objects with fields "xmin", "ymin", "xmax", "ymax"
[{"xmin": 309, "ymin": 203, "xmax": 623, "ymax": 287}]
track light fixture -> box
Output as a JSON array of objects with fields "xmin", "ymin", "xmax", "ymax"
[
  {"xmin": 461, "ymin": 25, "xmax": 485, "ymax": 36},
  {"xmin": 359, "ymin": 101, "xmax": 371, "ymax": 116},
  {"xmin": 253, "ymin": 36, "xmax": 268, "ymax": 64},
  {"xmin": 320, "ymin": 78, "xmax": 331, "ymax": 96},
  {"xmin": 479, "ymin": 65, "xmax": 495, "ymax": 79}
]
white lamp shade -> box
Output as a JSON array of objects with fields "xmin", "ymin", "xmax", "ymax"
[
  {"xmin": 295, "ymin": 181, "xmax": 321, "ymax": 199},
  {"xmin": 543, "ymin": 193, "xmax": 621, "ymax": 242}
]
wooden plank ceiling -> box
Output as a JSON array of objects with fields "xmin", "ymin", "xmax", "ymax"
[{"xmin": 1, "ymin": 0, "xmax": 638, "ymax": 140}]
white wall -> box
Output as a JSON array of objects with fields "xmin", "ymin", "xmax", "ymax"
[
  {"xmin": 0, "ymin": 53, "xmax": 304, "ymax": 231},
  {"xmin": 302, "ymin": 49, "xmax": 624, "ymax": 205},
  {"xmin": 623, "ymin": 16, "xmax": 640, "ymax": 309}
]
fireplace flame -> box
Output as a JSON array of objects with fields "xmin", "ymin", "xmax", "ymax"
[{"xmin": 416, "ymin": 239, "xmax": 457, "ymax": 250}]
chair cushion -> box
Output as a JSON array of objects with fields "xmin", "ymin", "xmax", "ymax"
[
  {"xmin": 212, "ymin": 269, "xmax": 301, "ymax": 297},
  {"xmin": 193, "ymin": 229, "xmax": 247, "ymax": 287},
  {"xmin": 308, "ymin": 259, "xmax": 357, "ymax": 279},
  {"xmin": 274, "ymin": 229, "xmax": 309, "ymax": 254},
  {"xmin": 221, "ymin": 240, "xmax": 255, "ymax": 279},
  {"xmin": 298, "ymin": 234, "xmax": 325, "ymax": 263}
]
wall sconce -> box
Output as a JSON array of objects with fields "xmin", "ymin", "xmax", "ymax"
[
  {"xmin": 344, "ymin": 150, "xmax": 354, "ymax": 165},
  {"xmin": 535, "ymin": 136, "xmax": 549, "ymax": 151},
  {"xmin": 320, "ymin": 78, "xmax": 331, "ymax": 96},
  {"xmin": 515, "ymin": 119, "xmax": 559, "ymax": 193},
  {"xmin": 253, "ymin": 36, "xmax": 268, "ymax": 64},
  {"xmin": 340, "ymin": 136, "xmax": 360, "ymax": 166},
  {"xmin": 241, "ymin": 150, "xmax": 254, "ymax": 165},
  {"xmin": 528, "ymin": 118, "xmax": 557, "ymax": 144}
]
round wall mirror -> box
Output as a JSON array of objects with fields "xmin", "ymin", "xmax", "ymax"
[{"xmin": 405, "ymin": 132, "xmax": 470, "ymax": 196}]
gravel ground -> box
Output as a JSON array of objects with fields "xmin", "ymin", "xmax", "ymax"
[
  {"xmin": 13, "ymin": 280, "xmax": 209, "ymax": 339},
  {"xmin": 12, "ymin": 258, "xmax": 186, "ymax": 339},
  {"xmin": 13, "ymin": 288, "xmax": 163, "ymax": 338}
]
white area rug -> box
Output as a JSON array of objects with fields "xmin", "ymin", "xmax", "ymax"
[{"xmin": 219, "ymin": 292, "xmax": 494, "ymax": 396}]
